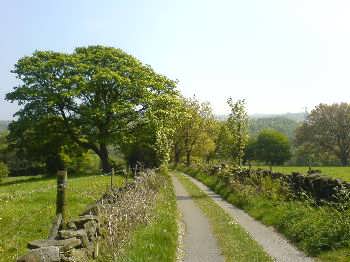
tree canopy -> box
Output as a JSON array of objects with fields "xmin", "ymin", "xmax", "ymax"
[
  {"xmin": 253, "ymin": 129, "xmax": 291, "ymax": 167},
  {"xmin": 226, "ymin": 98, "xmax": 248, "ymax": 166},
  {"xmin": 295, "ymin": 103, "xmax": 350, "ymax": 166},
  {"xmin": 6, "ymin": 46, "xmax": 178, "ymax": 172},
  {"xmin": 172, "ymin": 97, "xmax": 216, "ymax": 166}
]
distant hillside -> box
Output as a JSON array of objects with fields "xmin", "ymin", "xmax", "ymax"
[
  {"xmin": 249, "ymin": 112, "xmax": 306, "ymax": 122},
  {"xmin": 0, "ymin": 121, "xmax": 10, "ymax": 132},
  {"xmin": 216, "ymin": 112, "xmax": 306, "ymax": 123},
  {"xmin": 248, "ymin": 117, "xmax": 300, "ymax": 141},
  {"xmin": 215, "ymin": 113, "xmax": 302, "ymax": 141}
]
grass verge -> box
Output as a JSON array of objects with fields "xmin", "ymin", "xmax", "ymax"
[
  {"xmin": 250, "ymin": 166, "xmax": 350, "ymax": 182},
  {"xmin": 0, "ymin": 174, "xmax": 124, "ymax": 261},
  {"xmin": 115, "ymin": 173, "xmax": 178, "ymax": 262},
  {"xmin": 178, "ymin": 166, "xmax": 350, "ymax": 262},
  {"xmin": 174, "ymin": 171, "xmax": 272, "ymax": 262}
]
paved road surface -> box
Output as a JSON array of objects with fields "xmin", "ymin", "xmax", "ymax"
[
  {"xmin": 172, "ymin": 175, "xmax": 224, "ymax": 262},
  {"xmin": 184, "ymin": 173, "xmax": 314, "ymax": 262}
]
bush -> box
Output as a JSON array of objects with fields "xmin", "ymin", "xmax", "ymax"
[{"xmin": 0, "ymin": 161, "xmax": 9, "ymax": 182}]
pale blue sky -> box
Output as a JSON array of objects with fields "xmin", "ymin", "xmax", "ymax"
[{"xmin": 1, "ymin": 0, "xmax": 350, "ymax": 119}]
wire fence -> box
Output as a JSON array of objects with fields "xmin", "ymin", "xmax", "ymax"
[{"xmin": 0, "ymin": 169, "xmax": 130, "ymax": 261}]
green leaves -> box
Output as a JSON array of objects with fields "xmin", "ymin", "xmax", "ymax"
[
  {"xmin": 296, "ymin": 103, "xmax": 350, "ymax": 166},
  {"xmin": 226, "ymin": 98, "xmax": 249, "ymax": 165},
  {"xmin": 6, "ymin": 45, "xmax": 179, "ymax": 172},
  {"xmin": 254, "ymin": 129, "xmax": 291, "ymax": 166}
]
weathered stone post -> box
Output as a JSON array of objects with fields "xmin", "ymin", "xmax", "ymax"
[{"xmin": 56, "ymin": 170, "xmax": 67, "ymax": 223}]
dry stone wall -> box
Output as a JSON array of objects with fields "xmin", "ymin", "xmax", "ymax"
[
  {"xmin": 17, "ymin": 213, "xmax": 101, "ymax": 262},
  {"xmin": 17, "ymin": 177, "xmax": 140, "ymax": 262},
  {"xmin": 16, "ymin": 170, "xmax": 160, "ymax": 262},
  {"xmin": 209, "ymin": 165, "xmax": 350, "ymax": 203}
]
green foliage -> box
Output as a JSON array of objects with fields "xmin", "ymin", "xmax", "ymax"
[
  {"xmin": 249, "ymin": 117, "xmax": 299, "ymax": 141},
  {"xmin": 254, "ymin": 129, "xmax": 291, "ymax": 166},
  {"xmin": 215, "ymin": 123, "xmax": 235, "ymax": 160},
  {"xmin": 296, "ymin": 103, "xmax": 350, "ymax": 166},
  {"xmin": 172, "ymin": 97, "xmax": 217, "ymax": 166},
  {"xmin": 145, "ymin": 94, "xmax": 182, "ymax": 166},
  {"xmin": 226, "ymin": 98, "xmax": 248, "ymax": 166},
  {"xmin": 6, "ymin": 46, "xmax": 178, "ymax": 172},
  {"xmin": 0, "ymin": 162, "xmax": 9, "ymax": 182},
  {"xmin": 7, "ymin": 116, "xmax": 79, "ymax": 175},
  {"xmin": 243, "ymin": 137, "xmax": 257, "ymax": 164}
]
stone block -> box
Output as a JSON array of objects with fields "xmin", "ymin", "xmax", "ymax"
[
  {"xmin": 17, "ymin": 246, "xmax": 60, "ymax": 262},
  {"xmin": 59, "ymin": 229, "xmax": 89, "ymax": 247},
  {"xmin": 28, "ymin": 238, "xmax": 81, "ymax": 251}
]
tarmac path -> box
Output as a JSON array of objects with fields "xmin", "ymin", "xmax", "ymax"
[
  {"xmin": 182, "ymin": 173, "xmax": 314, "ymax": 262},
  {"xmin": 172, "ymin": 175, "xmax": 225, "ymax": 262}
]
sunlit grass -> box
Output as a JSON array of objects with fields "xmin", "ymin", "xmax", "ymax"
[
  {"xmin": 251, "ymin": 166, "xmax": 350, "ymax": 181},
  {"xmin": 0, "ymin": 174, "xmax": 124, "ymax": 261}
]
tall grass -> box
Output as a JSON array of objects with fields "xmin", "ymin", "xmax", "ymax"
[
  {"xmin": 116, "ymin": 173, "xmax": 177, "ymax": 262},
  {"xmin": 97, "ymin": 170, "xmax": 178, "ymax": 262}
]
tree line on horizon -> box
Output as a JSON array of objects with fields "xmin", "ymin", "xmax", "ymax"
[{"xmin": 0, "ymin": 46, "xmax": 350, "ymax": 180}]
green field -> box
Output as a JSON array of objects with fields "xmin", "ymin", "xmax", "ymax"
[
  {"xmin": 0, "ymin": 174, "xmax": 124, "ymax": 261},
  {"xmin": 252, "ymin": 166, "xmax": 350, "ymax": 182}
]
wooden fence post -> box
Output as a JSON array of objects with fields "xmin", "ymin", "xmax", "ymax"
[{"xmin": 56, "ymin": 170, "xmax": 67, "ymax": 223}]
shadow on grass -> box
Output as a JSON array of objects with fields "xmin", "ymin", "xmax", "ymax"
[{"xmin": 0, "ymin": 171, "xmax": 104, "ymax": 187}]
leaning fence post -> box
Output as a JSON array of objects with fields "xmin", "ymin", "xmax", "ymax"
[{"xmin": 56, "ymin": 170, "xmax": 67, "ymax": 223}]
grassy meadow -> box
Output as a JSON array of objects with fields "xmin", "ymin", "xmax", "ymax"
[
  {"xmin": 251, "ymin": 166, "xmax": 350, "ymax": 182},
  {"xmin": 0, "ymin": 174, "xmax": 124, "ymax": 261}
]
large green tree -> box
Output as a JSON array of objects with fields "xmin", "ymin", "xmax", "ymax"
[
  {"xmin": 254, "ymin": 129, "xmax": 291, "ymax": 168},
  {"xmin": 172, "ymin": 97, "xmax": 215, "ymax": 166},
  {"xmin": 295, "ymin": 103, "xmax": 350, "ymax": 166},
  {"xmin": 6, "ymin": 46, "xmax": 177, "ymax": 173}
]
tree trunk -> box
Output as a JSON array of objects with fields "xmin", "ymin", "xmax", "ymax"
[
  {"xmin": 186, "ymin": 151, "xmax": 191, "ymax": 167},
  {"xmin": 174, "ymin": 144, "xmax": 181, "ymax": 165},
  {"xmin": 99, "ymin": 143, "xmax": 112, "ymax": 173}
]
